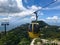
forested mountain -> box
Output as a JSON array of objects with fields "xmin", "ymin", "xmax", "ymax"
[{"xmin": 0, "ymin": 21, "xmax": 60, "ymax": 45}]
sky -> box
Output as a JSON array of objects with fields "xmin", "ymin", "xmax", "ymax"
[{"xmin": 0, "ymin": 0, "xmax": 60, "ymax": 31}]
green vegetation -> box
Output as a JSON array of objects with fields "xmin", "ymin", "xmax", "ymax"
[
  {"xmin": 0, "ymin": 21, "xmax": 60, "ymax": 45},
  {"xmin": 40, "ymin": 26, "xmax": 60, "ymax": 40},
  {"xmin": 0, "ymin": 23, "xmax": 31, "ymax": 45}
]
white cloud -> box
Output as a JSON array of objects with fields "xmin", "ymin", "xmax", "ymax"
[
  {"xmin": 29, "ymin": 6, "xmax": 41, "ymax": 10},
  {"xmin": 8, "ymin": 5, "xmax": 42, "ymax": 23},
  {"xmin": 5, "ymin": 5, "xmax": 42, "ymax": 18},
  {"xmin": 0, "ymin": 0, "xmax": 42, "ymax": 16},
  {"xmin": 0, "ymin": 0, "xmax": 19, "ymax": 13},
  {"xmin": 0, "ymin": 17, "xmax": 11, "ymax": 22},
  {"xmin": 57, "ymin": 0, "xmax": 60, "ymax": 2},
  {"xmin": 0, "ymin": 0, "xmax": 8, "ymax": 6},
  {"xmin": 0, "ymin": 0, "xmax": 7, "ymax": 3},
  {"xmin": 46, "ymin": 16, "xmax": 60, "ymax": 25},
  {"xmin": 0, "ymin": 0, "xmax": 42, "ymax": 24},
  {"xmin": 15, "ymin": 0, "xmax": 26, "ymax": 10},
  {"xmin": 30, "ymin": 16, "xmax": 36, "ymax": 20},
  {"xmin": 46, "ymin": 16, "xmax": 60, "ymax": 20},
  {"xmin": 0, "ymin": 6, "xmax": 41, "ymax": 23}
]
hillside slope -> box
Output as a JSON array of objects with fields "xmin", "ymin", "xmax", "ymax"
[{"xmin": 0, "ymin": 21, "xmax": 60, "ymax": 45}]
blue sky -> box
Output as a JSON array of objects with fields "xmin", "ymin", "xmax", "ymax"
[{"xmin": 0, "ymin": 0, "xmax": 60, "ymax": 31}]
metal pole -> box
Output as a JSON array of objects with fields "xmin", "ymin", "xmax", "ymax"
[
  {"xmin": 36, "ymin": 13, "xmax": 37, "ymax": 22},
  {"xmin": 0, "ymin": 33, "xmax": 1, "ymax": 39},
  {"xmin": 1, "ymin": 23, "xmax": 9, "ymax": 36},
  {"xmin": 5, "ymin": 24, "xmax": 7, "ymax": 35},
  {"xmin": 34, "ymin": 12, "xmax": 38, "ymax": 22}
]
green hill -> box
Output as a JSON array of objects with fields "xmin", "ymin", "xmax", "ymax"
[
  {"xmin": 32, "ymin": 21, "xmax": 49, "ymax": 27},
  {"xmin": 0, "ymin": 21, "xmax": 60, "ymax": 45}
]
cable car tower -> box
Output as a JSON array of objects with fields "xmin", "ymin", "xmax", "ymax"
[{"xmin": 1, "ymin": 22, "xmax": 9, "ymax": 35}]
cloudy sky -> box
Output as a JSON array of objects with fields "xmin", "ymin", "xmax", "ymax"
[{"xmin": 0, "ymin": 0, "xmax": 60, "ymax": 30}]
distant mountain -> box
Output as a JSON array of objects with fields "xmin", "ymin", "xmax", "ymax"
[
  {"xmin": 0, "ymin": 21, "xmax": 49, "ymax": 31},
  {"xmin": 32, "ymin": 21, "xmax": 49, "ymax": 28}
]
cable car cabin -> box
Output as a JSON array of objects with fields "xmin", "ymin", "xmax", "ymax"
[{"xmin": 28, "ymin": 23, "xmax": 40, "ymax": 39}]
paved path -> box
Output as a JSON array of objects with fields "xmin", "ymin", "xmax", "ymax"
[{"xmin": 30, "ymin": 38, "xmax": 42, "ymax": 45}]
